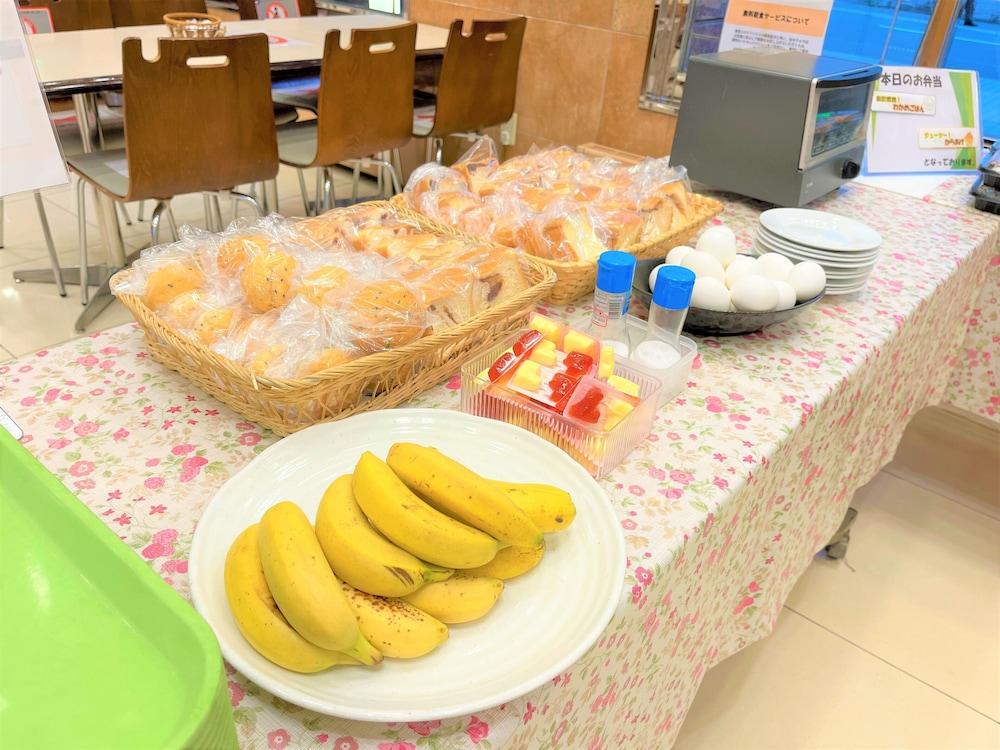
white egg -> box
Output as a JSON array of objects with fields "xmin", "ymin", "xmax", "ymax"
[
  {"xmin": 724, "ymin": 255, "xmax": 761, "ymax": 289},
  {"xmin": 774, "ymin": 280, "xmax": 797, "ymax": 310},
  {"xmin": 665, "ymin": 245, "xmax": 694, "ymax": 265},
  {"xmin": 680, "ymin": 250, "xmax": 726, "ymax": 282},
  {"xmin": 648, "ymin": 263, "xmax": 666, "ymax": 293},
  {"xmin": 757, "ymin": 252, "xmax": 795, "ymax": 282},
  {"xmin": 788, "ymin": 261, "xmax": 827, "ymax": 301},
  {"xmin": 730, "ymin": 275, "xmax": 779, "ymax": 312},
  {"xmin": 690, "ymin": 276, "xmax": 730, "ymax": 312},
  {"xmin": 696, "ymin": 225, "xmax": 737, "ymax": 268}
]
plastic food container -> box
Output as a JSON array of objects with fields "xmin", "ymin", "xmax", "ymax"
[
  {"xmin": 624, "ymin": 315, "xmax": 698, "ymax": 405},
  {"xmin": 0, "ymin": 428, "xmax": 237, "ymax": 749},
  {"xmin": 461, "ymin": 322, "xmax": 695, "ymax": 477}
]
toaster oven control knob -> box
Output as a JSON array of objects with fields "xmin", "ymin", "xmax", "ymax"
[{"xmin": 841, "ymin": 160, "xmax": 861, "ymax": 179}]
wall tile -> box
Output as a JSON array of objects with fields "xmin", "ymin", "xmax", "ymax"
[
  {"xmin": 596, "ymin": 32, "xmax": 676, "ymax": 156},
  {"xmin": 612, "ymin": 0, "xmax": 656, "ymax": 35},
  {"xmin": 514, "ymin": 18, "xmax": 613, "ymax": 146}
]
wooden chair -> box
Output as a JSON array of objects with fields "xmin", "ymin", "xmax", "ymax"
[
  {"xmin": 66, "ymin": 35, "xmax": 279, "ymax": 305},
  {"xmin": 109, "ymin": 0, "xmax": 206, "ymax": 27},
  {"xmin": 417, "ymin": 17, "xmax": 526, "ymax": 163},
  {"xmin": 277, "ymin": 24, "xmax": 416, "ymax": 214},
  {"xmin": 17, "ymin": 0, "xmax": 113, "ymax": 30},
  {"xmin": 236, "ymin": 0, "xmax": 316, "ymax": 19}
]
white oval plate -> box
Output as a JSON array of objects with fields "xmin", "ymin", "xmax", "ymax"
[
  {"xmin": 753, "ymin": 240, "xmax": 878, "ymax": 271},
  {"xmin": 189, "ymin": 409, "xmax": 625, "ymax": 722},
  {"xmin": 760, "ymin": 208, "xmax": 882, "ymax": 251},
  {"xmin": 755, "ymin": 229, "xmax": 880, "ymax": 262}
]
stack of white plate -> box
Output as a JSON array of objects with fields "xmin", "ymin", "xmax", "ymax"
[{"xmin": 754, "ymin": 208, "xmax": 882, "ymax": 295}]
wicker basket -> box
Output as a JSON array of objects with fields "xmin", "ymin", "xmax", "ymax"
[
  {"xmin": 114, "ymin": 203, "xmax": 556, "ymax": 435},
  {"xmin": 393, "ymin": 193, "xmax": 723, "ymax": 304}
]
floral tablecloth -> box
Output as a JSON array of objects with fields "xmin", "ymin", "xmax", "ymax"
[
  {"xmin": 923, "ymin": 175, "xmax": 1000, "ymax": 422},
  {"xmin": 1, "ymin": 182, "xmax": 998, "ymax": 750}
]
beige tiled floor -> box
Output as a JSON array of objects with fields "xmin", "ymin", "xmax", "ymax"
[
  {"xmin": 3, "ymin": 155, "xmax": 999, "ymax": 749},
  {"xmin": 675, "ymin": 410, "xmax": 1000, "ymax": 750}
]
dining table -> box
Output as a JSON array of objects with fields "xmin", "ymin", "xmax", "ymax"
[
  {"xmin": 1, "ymin": 176, "xmax": 997, "ymax": 749},
  {"xmin": 18, "ymin": 14, "xmax": 449, "ymax": 331}
]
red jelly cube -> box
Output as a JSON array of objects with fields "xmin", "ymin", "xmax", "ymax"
[
  {"xmin": 513, "ymin": 330, "xmax": 544, "ymax": 357},
  {"xmin": 563, "ymin": 351, "xmax": 594, "ymax": 378},
  {"xmin": 487, "ymin": 351, "xmax": 517, "ymax": 382},
  {"xmin": 548, "ymin": 372, "xmax": 578, "ymax": 411},
  {"xmin": 568, "ymin": 386, "xmax": 604, "ymax": 423}
]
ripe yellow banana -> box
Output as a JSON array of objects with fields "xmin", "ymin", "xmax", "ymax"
[
  {"xmin": 387, "ymin": 443, "xmax": 542, "ymax": 548},
  {"xmin": 488, "ymin": 480, "xmax": 576, "ymax": 533},
  {"xmin": 353, "ymin": 452, "xmax": 503, "ymax": 569},
  {"xmin": 465, "ymin": 541, "xmax": 545, "ymax": 580},
  {"xmin": 403, "ymin": 574, "xmax": 504, "ymax": 624},
  {"xmin": 224, "ymin": 525, "xmax": 359, "ymax": 673},
  {"xmin": 341, "ymin": 584, "xmax": 449, "ymax": 659},
  {"xmin": 258, "ymin": 501, "xmax": 382, "ymax": 665},
  {"xmin": 316, "ymin": 475, "xmax": 453, "ymax": 597}
]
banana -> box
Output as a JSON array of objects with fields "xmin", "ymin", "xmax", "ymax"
[
  {"xmin": 258, "ymin": 501, "xmax": 382, "ymax": 664},
  {"xmin": 464, "ymin": 541, "xmax": 545, "ymax": 580},
  {"xmin": 488, "ymin": 480, "xmax": 576, "ymax": 533},
  {"xmin": 387, "ymin": 443, "xmax": 542, "ymax": 548},
  {"xmin": 316, "ymin": 475, "xmax": 453, "ymax": 597},
  {"xmin": 224, "ymin": 525, "xmax": 359, "ymax": 673},
  {"xmin": 403, "ymin": 574, "xmax": 504, "ymax": 624},
  {"xmin": 353, "ymin": 452, "xmax": 503, "ymax": 569},
  {"xmin": 341, "ymin": 584, "xmax": 449, "ymax": 659}
]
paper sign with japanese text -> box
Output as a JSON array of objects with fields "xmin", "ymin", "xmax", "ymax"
[
  {"xmin": 17, "ymin": 7, "xmax": 54, "ymax": 34},
  {"xmin": 719, "ymin": 0, "xmax": 832, "ymax": 55},
  {"xmin": 866, "ymin": 66, "xmax": 981, "ymax": 174},
  {"xmin": 255, "ymin": 0, "xmax": 301, "ymax": 18}
]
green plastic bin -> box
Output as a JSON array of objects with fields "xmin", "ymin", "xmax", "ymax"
[{"xmin": 0, "ymin": 428, "xmax": 237, "ymax": 749}]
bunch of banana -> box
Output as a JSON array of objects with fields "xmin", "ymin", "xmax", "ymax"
[{"xmin": 222, "ymin": 443, "xmax": 579, "ymax": 674}]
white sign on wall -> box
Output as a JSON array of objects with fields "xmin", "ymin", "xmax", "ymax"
[
  {"xmin": 0, "ymin": 0, "xmax": 68, "ymax": 197},
  {"xmin": 719, "ymin": 0, "xmax": 832, "ymax": 55}
]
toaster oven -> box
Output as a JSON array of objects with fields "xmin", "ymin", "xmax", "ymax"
[{"xmin": 671, "ymin": 50, "xmax": 882, "ymax": 206}]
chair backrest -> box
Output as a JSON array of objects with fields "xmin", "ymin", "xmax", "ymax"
[
  {"xmin": 122, "ymin": 35, "xmax": 279, "ymax": 200},
  {"xmin": 110, "ymin": 0, "xmax": 207, "ymax": 27},
  {"xmin": 430, "ymin": 17, "xmax": 526, "ymax": 137},
  {"xmin": 313, "ymin": 23, "xmax": 416, "ymax": 165},
  {"xmin": 17, "ymin": 0, "xmax": 113, "ymax": 32},
  {"xmin": 236, "ymin": 0, "xmax": 316, "ymax": 19}
]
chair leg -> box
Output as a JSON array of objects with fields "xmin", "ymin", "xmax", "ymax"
[
  {"xmin": 166, "ymin": 205, "xmax": 178, "ymax": 241},
  {"xmin": 34, "ymin": 191, "xmax": 66, "ymax": 297},
  {"xmin": 212, "ymin": 195, "xmax": 224, "ymax": 230},
  {"xmin": 77, "ymin": 180, "xmax": 89, "ymax": 305},
  {"xmin": 149, "ymin": 200, "xmax": 169, "ymax": 246},
  {"xmin": 137, "ymin": 200, "xmax": 145, "ymax": 222},
  {"xmin": 322, "ymin": 167, "xmax": 335, "ymax": 212},
  {"xmin": 351, "ymin": 162, "xmax": 361, "ymax": 202},
  {"xmin": 202, "ymin": 194, "xmax": 215, "ymax": 232},
  {"xmin": 391, "ymin": 149, "xmax": 404, "ymax": 193},
  {"xmin": 231, "ymin": 190, "xmax": 264, "ymax": 217},
  {"xmin": 296, "ymin": 169, "xmax": 311, "ymax": 216},
  {"xmin": 117, "ymin": 201, "xmax": 132, "ymax": 226}
]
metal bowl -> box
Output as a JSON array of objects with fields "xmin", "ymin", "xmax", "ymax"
[{"xmin": 631, "ymin": 257, "xmax": 823, "ymax": 336}]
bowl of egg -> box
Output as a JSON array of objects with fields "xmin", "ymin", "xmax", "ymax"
[{"xmin": 631, "ymin": 225, "xmax": 826, "ymax": 336}]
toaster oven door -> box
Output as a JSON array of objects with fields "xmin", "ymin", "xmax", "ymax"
[{"xmin": 799, "ymin": 71, "xmax": 880, "ymax": 171}]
